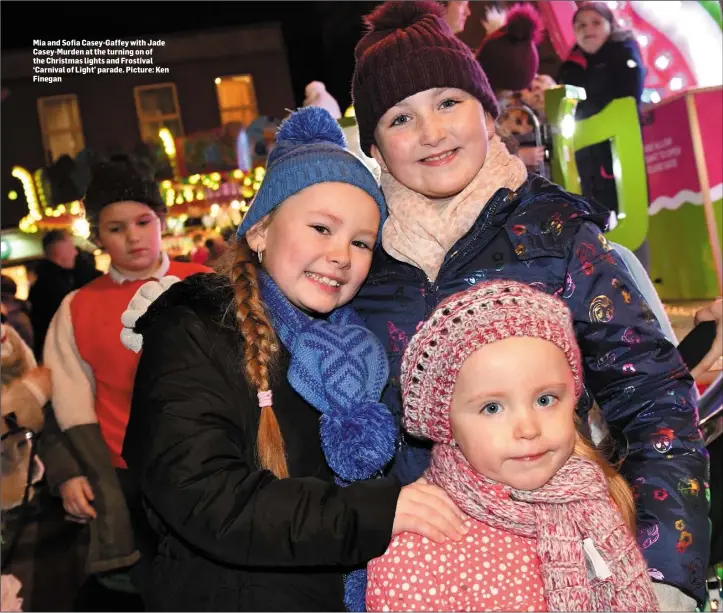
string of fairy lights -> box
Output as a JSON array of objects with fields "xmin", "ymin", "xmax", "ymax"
[{"xmin": 13, "ymin": 127, "xmax": 265, "ymax": 239}]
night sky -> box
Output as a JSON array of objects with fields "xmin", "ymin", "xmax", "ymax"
[{"xmin": 1, "ymin": 1, "xmax": 380, "ymax": 110}]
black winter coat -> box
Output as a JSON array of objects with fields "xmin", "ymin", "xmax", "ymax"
[
  {"xmin": 557, "ymin": 35, "xmax": 647, "ymax": 214},
  {"xmin": 122, "ymin": 274, "xmax": 401, "ymax": 612},
  {"xmin": 27, "ymin": 259, "xmax": 75, "ymax": 360},
  {"xmin": 557, "ymin": 35, "xmax": 646, "ymax": 120}
]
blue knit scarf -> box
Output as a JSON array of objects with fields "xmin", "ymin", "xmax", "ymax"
[{"xmin": 258, "ymin": 271, "xmax": 396, "ymax": 611}]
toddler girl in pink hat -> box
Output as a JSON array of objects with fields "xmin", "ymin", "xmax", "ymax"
[{"xmin": 367, "ymin": 280, "xmax": 658, "ymax": 612}]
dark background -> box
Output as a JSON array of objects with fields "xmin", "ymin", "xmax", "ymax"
[
  {"xmin": 1, "ymin": 1, "xmax": 382, "ymax": 111},
  {"xmin": 0, "ymin": 1, "xmax": 383, "ymax": 228},
  {"xmin": 1, "ymin": 1, "xmax": 541, "ymax": 229}
]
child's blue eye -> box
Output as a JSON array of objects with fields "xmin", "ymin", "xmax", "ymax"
[
  {"xmin": 311, "ymin": 225, "xmax": 330, "ymax": 235},
  {"xmin": 390, "ymin": 114, "xmax": 410, "ymax": 127},
  {"xmin": 481, "ymin": 402, "xmax": 502, "ymax": 415},
  {"xmin": 440, "ymin": 99, "xmax": 460, "ymax": 109},
  {"xmin": 536, "ymin": 394, "xmax": 558, "ymax": 408}
]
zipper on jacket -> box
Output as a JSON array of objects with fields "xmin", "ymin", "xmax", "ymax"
[{"xmin": 422, "ymin": 189, "xmax": 511, "ymax": 315}]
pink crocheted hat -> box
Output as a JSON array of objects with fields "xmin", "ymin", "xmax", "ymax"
[{"xmin": 401, "ymin": 280, "xmax": 583, "ymax": 444}]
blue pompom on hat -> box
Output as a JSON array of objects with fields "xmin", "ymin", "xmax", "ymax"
[{"xmin": 236, "ymin": 106, "xmax": 387, "ymax": 243}]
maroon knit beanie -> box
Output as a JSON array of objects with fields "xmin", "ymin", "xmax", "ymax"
[
  {"xmin": 401, "ymin": 280, "xmax": 583, "ymax": 444},
  {"xmin": 476, "ymin": 4, "xmax": 543, "ymax": 93},
  {"xmin": 352, "ymin": 0, "xmax": 499, "ymax": 157}
]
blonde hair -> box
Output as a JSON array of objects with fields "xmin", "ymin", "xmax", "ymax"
[
  {"xmin": 573, "ymin": 432, "xmax": 636, "ymax": 533},
  {"xmin": 222, "ymin": 238, "xmax": 289, "ymax": 478}
]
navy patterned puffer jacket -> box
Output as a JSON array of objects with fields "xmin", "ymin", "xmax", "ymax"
[{"xmin": 354, "ymin": 174, "xmax": 710, "ymax": 604}]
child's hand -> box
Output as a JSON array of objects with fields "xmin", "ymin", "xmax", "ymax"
[
  {"xmin": 393, "ymin": 476, "xmax": 469, "ymax": 543},
  {"xmin": 518, "ymin": 146, "xmax": 546, "ymax": 167},
  {"xmin": 59, "ymin": 476, "xmax": 97, "ymax": 522},
  {"xmin": 690, "ymin": 298, "xmax": 722, "ymax": 379}
]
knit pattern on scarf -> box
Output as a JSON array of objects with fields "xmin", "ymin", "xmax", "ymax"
[
  {"xmin": 425, "ymin": 445, "xmax": 659, "ymax": 612},
  {"xmin": 380, "ymin": 134, "xmax": 528, "ymax": 281},
  {"xmin": 258, "ymin": 271, "xmax": 397, "ymax": 612}
]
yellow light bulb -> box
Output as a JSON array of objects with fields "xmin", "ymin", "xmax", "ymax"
[
  {"xmin": 72, "ymin": 218, "xmax": 91, "ymax": 239},
  {"xmin": 12, "ymin": 166, "xmax": 41, "ymax": 220}
]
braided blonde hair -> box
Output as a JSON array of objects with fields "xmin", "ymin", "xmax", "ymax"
[{"xmin": 223, "ymin": 237, "xmax": 288, "ymax": 478}]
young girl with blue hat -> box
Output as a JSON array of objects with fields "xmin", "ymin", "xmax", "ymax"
[{"xmin": 119, "ymin": 106, "xmax": 467, "ymax": 611}]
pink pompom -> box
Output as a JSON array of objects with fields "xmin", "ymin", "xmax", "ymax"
[{"xmin": 506, "ymin": 3, "xmax": 544, "ymax": 45}]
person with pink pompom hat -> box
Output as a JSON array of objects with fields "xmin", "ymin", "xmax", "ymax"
[{"xmin": 476, "ymin": 3, "xmax": 555, "ymax": 172}]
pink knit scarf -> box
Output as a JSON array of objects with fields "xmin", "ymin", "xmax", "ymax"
[
  {"xmin": 380, "ymin": 134, "xmax": 527, "ymax": 282},
  {"xmin": 425, "ymin": 445, "xmax": 659, "ymax": 612}
]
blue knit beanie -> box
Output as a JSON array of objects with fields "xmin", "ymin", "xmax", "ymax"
[{"xmin": 236, "ymin": 106, "xmax": 387, "ymax": 243}]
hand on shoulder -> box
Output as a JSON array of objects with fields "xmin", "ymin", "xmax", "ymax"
[{"xmin": 393, "ymin": 477, "xmax": 469, "ymax": 544}]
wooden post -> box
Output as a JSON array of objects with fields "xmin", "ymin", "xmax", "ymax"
[{"xmin": 686, "ymin": 92, "xmax": 723, "ymax": 295}]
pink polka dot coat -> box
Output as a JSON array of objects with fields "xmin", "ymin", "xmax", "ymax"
[{"xmin": 367, "ymin": 517, "xmax": 548, "ymax": 612}]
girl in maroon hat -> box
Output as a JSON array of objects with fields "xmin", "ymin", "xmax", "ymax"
[{"xmin": 351, "ymin": 2, "xmax": 707, "ymax": 609}]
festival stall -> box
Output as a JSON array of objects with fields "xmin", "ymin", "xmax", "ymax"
[
  {"xmin": 9, "ymin": 119, "xmax": 279, "ymax": 273},
  {"xmin": 153, "ymin": 124, "xmax": 268, "ymax": 257}
]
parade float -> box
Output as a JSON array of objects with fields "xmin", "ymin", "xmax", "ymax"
[{"xmin": 540, "ymin": 0, "xmax": 723, "ymax": 301}]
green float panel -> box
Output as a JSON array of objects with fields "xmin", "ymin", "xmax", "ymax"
[
  {"xmin": 647, "ymin": 203, "xmax": 722, "ymax": 301},
  {"xmin": 545, "ymin": 86, "xmax": 649, "ymax": 252}
]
